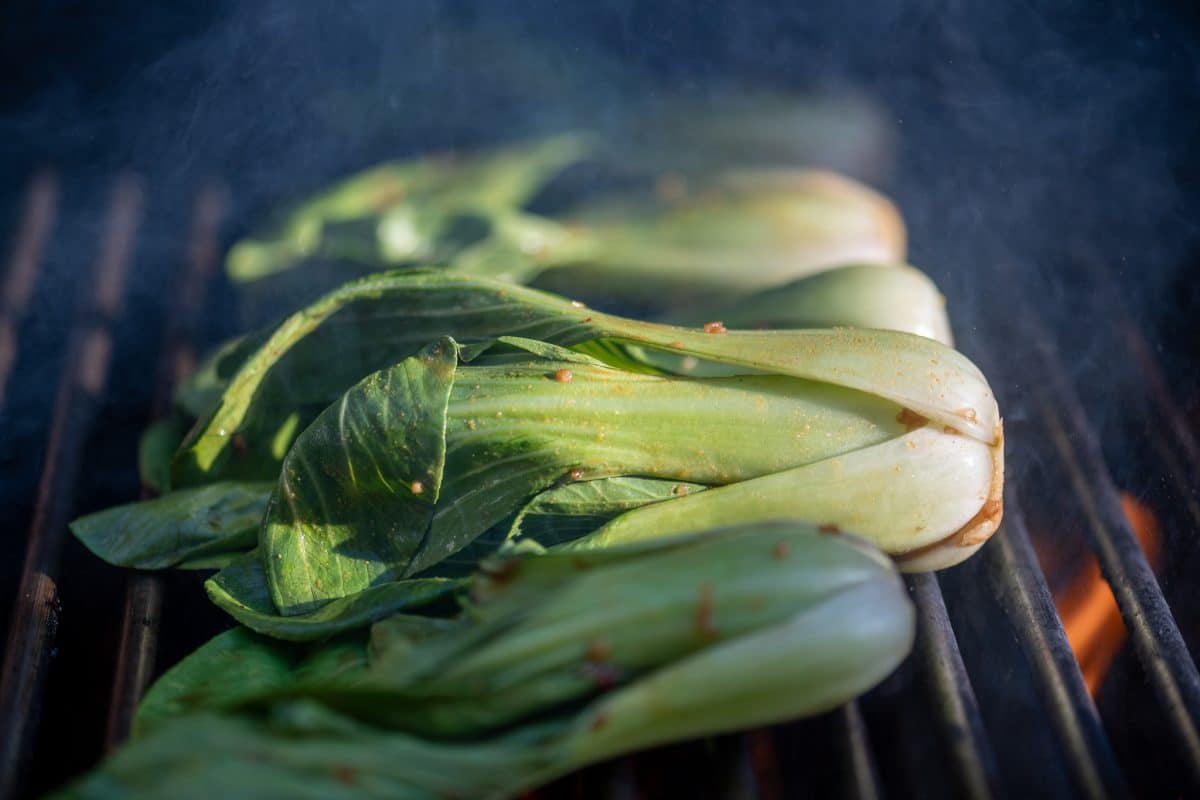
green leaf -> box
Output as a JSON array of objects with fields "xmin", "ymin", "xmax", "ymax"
[
  {"xmin": 52, "ymin": 707, "xmax": 559, "ymax": 800},
  {"xmin": 169, "ymin": 271, "xmax": 597, "ymax": 488},
  {"xmin": 69, "ymin": 483, "xmax": 271, "ymax": 570},
  {"xmin": 263, "ymin": 337, "xmax": 457, "ymax": 613},
  {"xmin": 225, "ymin": 134, "xmax": 592, "ymax": 284},
  {"xmin": 334, "ymin": 523, "xmax": 904, "ymax": 738},
  {"xmin": 137, "ymin": 416, "xmax": 188, "ymax": 494},
  {"xmin": 166, "ymin": 524, "xmax": 907, "ymax": 743},
  {"xmin": 135, "ymin": 626, "xmax": 386, "ymax": 736},
  {"xmin": 58, "ymin": 524, "xmax": 914, "ymax": 800},
  {"xmin": 206, "ymin": 551, "xmax": 459, "ymax": 642},
  {"xmin": 174, "ymin": 332, "xmax": 272, "ymax": 419},
  {"xmin": 506, "ymin": 477, "xmax": 706, "ymax": 547},
  {"xmin": 134, "ymin": 629, "xmax": 306, "ymax": 735}
]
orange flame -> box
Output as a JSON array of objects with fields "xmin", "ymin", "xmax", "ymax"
[{"xmin": 1057, "ymin": 493, "xmax": 1162, "ymax": 696}]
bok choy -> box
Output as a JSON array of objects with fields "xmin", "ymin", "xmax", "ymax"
[
  {"xmin": 55, "ymin": 523, "xmax": 914, "ymax": 800},
  {"xmin": 527, "ymin": 169, "xmax": 905, "ymax": 302},
  {"xmin": 70, "ymin": 270, "xmax": 999, "ymax": 620},
  {"xmin": 256, "ymin": 326, "xmax": 1000, "ymax": 614},
  {"xmin": 224, "ymin": 131, "xmax": 907, "ymax": 316},
  {"xmin": 225, "ymin": 134, "xmax": 592, "ymax": 285},
  {"xmin": 59, "ymin": 111, "xmax": 1002, "ymax": 800},
  {"xmin": 167, "ymin": 270, "xmax": 968, "ymax": 489}
]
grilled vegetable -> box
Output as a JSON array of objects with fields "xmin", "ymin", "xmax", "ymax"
[
  {"xmin": 70, "ymin": 269, "xmax": 997, "ymax": 618},
  {"xmin": 56, "ymin": 523, "xmax": 915, "ymax": 800},
  {"xmin": 528, "ymin": 169, "xmax": 904, "ymax": 304},
  {"xmin": 224, "ymin": 132, "xmax": 907, "ymax": 317},
  {"xmin": 58, "ymin": 105, "xmax": 994, "ymax": 800},
  {"xmin": 225, "ymin": 135, "xmax": 591, "ymax": 285},
  {"xmin": 168, "ymin": 270, "xmax": 971, "ymax": 490},
  {"xmin": 255, "ymin": 317, "xmax": 998, "ymax": 613},
  {"xmin": 168, "ymin": 259, "xmax": 951, "ymax": 452},
  {"xmin": 555, "ymin": 424, "xmax": 1003, "ymax": 572}
]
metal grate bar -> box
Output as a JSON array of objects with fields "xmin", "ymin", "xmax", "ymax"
[
  {"xmin": 104, "ymin": 574, "xmax": 163, "ymax": 749},
  {"xmin": 719, "ymin": 735, "xmax": 765, "ymax": 800},
  {"xmin": 908, "ymin": 573, "xmax": 1002, "ymax": 799},
  {"xmin": 984, "ymin": 495, "xmax": 1129, "ymax": 799},
  {"xmin": 833, "ymin": 701, "xmax": 881, "ymax": 800},
  {"xmin": 601, "ymin": 759, "xmax": 639, "ymax": 800},
  {"xmin": 954, "ymin": 325, "xmax": 1131, "ymax": 798},
  {"xmin": 0, "ymin": 171, "xmax": 58, "ymax": 408},
  {"xmin": 0, "ymin": 174, "xmax": 143, "ymax": 798},
  {"xmin": 1016, "ymin": 298, "xmax": 1200, "ymax": 787},
  {"xmin": 742, "ymin": 729, "xmax": 782, "ymax": 800},
  {"xmin": 104, "ymin": 183, "xmax": 227, "ymax": 748}
]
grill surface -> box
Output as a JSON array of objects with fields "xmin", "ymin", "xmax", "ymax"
[{"xmin": 0, "ymin": 165, "xmax": 1197, "ymax": 799}]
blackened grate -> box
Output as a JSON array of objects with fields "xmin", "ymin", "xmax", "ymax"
[{"xmin": 0, "ymin": 171, "xmax": 1197, "ymax": 800}]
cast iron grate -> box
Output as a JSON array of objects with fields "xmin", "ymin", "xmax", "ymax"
[{"xmin": 0, "ymin": 171, "xmax": 1196, "ymax": 799}]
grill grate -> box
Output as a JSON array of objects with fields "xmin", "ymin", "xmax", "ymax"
[
  {"xmin": 982, "ymin": 501, "xmax": 1126, "ymax": 799},
  {"xmin": 906, "ymin": 572, "xmax": 1000, "ymax": 799},
  {"xmin": 1017, "ymin": 315, "xmax": 1200, "ymax": 779},
  {"xmin": 0, "ymin": 174, "xmax": 143, "ymax": 798},
  {"xmin": 0, "ymin": 172, "xmax": 1197, "ymax": 799},
  {"xmin": 103, "ymin": 184, "xmax": 226, "ymax": 750}
]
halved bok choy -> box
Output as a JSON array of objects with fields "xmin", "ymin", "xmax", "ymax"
[
  {"xmin": 253, "ymin": 316, "xmax": 999, "ymax": 614},
  {"xmin": 55, "ymin": 523, "xmax": 914, "ymax": 800}
]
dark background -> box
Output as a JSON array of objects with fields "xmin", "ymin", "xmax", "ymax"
[
  {"xmin": 3, "ymin": 0, "xmax": 1199, "ymax": 323},
  {"xmin": 1, "ymin": 1, "xmax": 1199, "ymax": 796}
]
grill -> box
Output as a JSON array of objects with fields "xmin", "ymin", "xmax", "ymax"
[{"xmin": 0, "ymin": 164, "xmax": 1197, "ymax": 799}]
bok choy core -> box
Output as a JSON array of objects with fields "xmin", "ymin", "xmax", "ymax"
[{"xmin": 55, "ymin": 523, "xmax": 915, "ymax": 800}]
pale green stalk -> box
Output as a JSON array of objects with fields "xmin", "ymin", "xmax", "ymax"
[
  {"xmin": 560, "ymin": 425, "xmax": 1004, "ymax": 572},
  {"xmin": 669, "ymin": 262, "xmax": 953, "ymax": 345},
  {"xmin": 527, "ymin": 169, "xmax": 906, "ymax": 302}
]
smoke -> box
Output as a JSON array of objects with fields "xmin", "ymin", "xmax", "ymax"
[
  {"xmin": 4, "ymin": 0, "xmax": 1198, "ymax": 512},
  {"xmin": 2, "ymin": 0, "xmax": 1196, "ymax": 430},
  {"xmin": 6, "ymin": 2, "xmax": 1196, "ymax": 280},
  {"xmin": 2, "ymin": 6, "xmax": 1197, "ymax": 461}
]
